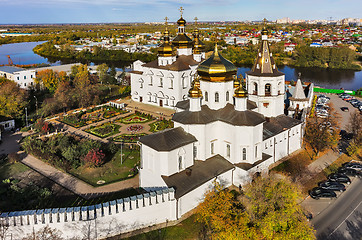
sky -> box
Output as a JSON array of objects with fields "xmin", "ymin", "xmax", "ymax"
[{"xmin": 0, "ymin": 0, "xmax": 361, "ymax": 24}]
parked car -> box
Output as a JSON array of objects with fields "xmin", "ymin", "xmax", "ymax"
[
  {"xmin": 318, "ymin": 180, "xmax": 346, "ymax": 192},
  {"xmin": 342, "ymin": 96, "xmax": 353, "ymax": 101},
  {"xmin": 342, "ymin": 162, "xmax": 362, "ymax": 171},
  {"xmin": 337, "ymin": 167, "xmax": 362, "ymax": 177},
  {"xmin": 328, "ymin": 173, "xmax": 351, "ymax": 184},
  {"xmin": 340, "ymin": 107, "xmax": 349, "ymax": 112},
  {"xmin": 309, "ymin": 187, "xmax": 337, "ymax": 199}
]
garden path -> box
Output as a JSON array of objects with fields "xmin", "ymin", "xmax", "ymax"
[{"xmin": 20, "ymin": 153, "xmax": 139, "ymax": 199}]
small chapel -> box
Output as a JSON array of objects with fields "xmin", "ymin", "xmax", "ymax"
[
  {"xmin": 136, "ymin": 15, "xmax": 308, "ymax": 218},
  {"xmin": 130, "ymin": 10, "xmax": 205, "ymax": 108}
]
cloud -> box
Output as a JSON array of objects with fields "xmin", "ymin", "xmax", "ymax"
[{"xmin": 112, "ymin": 8, "xmax": 123, "ymax": 11}]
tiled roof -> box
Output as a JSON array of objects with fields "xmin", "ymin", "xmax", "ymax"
[
  {"xmin": 172, "ymin": 103, "xmax": 265, "ymax": 126},
  {"xmin": 139, "ymin": 127, "xmax": 197, "ymax": 151},
  {"xmin": 263, "ymin": 115, "xmax": 301, "ymax": 140},
  {"xmin": 162, "ymin": 155, "xmax": 234, "ymax": 199}
]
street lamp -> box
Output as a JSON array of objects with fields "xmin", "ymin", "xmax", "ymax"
[
  {"xmin": 25, "ymin": 107, "xmax": 28, "ymax": 126},
  {"xmin": 33, "ymin": 96, "xmax": 38, "ymax": 116}
]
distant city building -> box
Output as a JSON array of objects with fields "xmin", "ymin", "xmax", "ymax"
[{"xmin": 0, "ymin": 66, "xmax": 36, "ymax": 89}]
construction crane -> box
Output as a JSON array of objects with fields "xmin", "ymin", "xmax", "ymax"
[{"xmin": 6, "ymin": 55, "xmax": 13, "ymax": 65}]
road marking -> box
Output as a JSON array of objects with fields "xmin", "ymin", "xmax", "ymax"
[{"xmin": 328, "ymin": 200, "xmax": 362, "ymax": 237}]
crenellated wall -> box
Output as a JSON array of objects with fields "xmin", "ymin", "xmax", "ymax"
[{"xmin": 0, "ymin": 188, "xmax": 176, "ymax": 240}]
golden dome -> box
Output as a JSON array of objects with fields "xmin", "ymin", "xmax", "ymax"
[
  {"xmin": 177, "ymin": 17, "xmax": 186, "ymax": 26},
  {"xmin": 158, "ymin": 29, "xmax": 176, "ymax": 57},
  {"xmin": 188, "ymin": 81, "xmax": 202, "ymax": 98},
  {"xmin": 197, "ymin": 44, "xmax": 237, "ymax": 82},
  {"xmin": 261, "ymin": 28, "xmax": 268, "ymax": 36},
  {"xmin": 193, "ymin": 29, "xmax": 205, "ymax": 54},
  {"xmin": 233, "ymin": 76, "xmax": 240, "ymax": 88},
  {"xmin": 234, "ymin": 85, "xmax": 248, "ymax": 98},
  {"xmin": 194, "ymin": 76, "xmax": 201, "ymax": 89}
]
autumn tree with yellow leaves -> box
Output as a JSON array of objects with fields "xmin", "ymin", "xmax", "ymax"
[
  {"xmin": 196, "ymin": 176, "xmax": 315, "ymax": 240},
  {"xmin": 35, "ymin": 69, "xmax": 68, "ymax": 93}
]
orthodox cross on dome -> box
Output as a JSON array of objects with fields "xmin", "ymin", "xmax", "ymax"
[
  {"xmin": 179, "ymin": 6, "xmax": 184, "ymax": 17},
  {"xmin": 164, "ymin": 16, "xmax": 169, "ymax": 25},
  {"xmin": 194, "ymin": 17, "xmax": 198, "ymax": 24},
  {"xmin": 263, "ymin": 18, "xmax": 268, "ymax": 27}
]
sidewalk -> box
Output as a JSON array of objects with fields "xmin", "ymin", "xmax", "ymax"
[{"xmin": 20, "ymin": 153, "xmax": 139, "ymax": 199}]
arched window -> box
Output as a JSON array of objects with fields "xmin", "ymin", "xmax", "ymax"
[
  {"xmin": 215, "ymin": 92, "xmax": 219, "ymax": 103},
  {"xmin": 226, "ymin": 91, "xmax": 229, "ymax": 101},
  {"xmin": 255, "ymin": 146, "xmax": 258, "ymax": 158},
  {"xmin": 265, "ymin": 83, "xmax": 271, "ymax": 96},
  {"xmin": 278, "ymin": 82, "xmax": 281, "ymax": 94},
  {"xmin": 242, "ymin": 148, "xmax": 246, "ymax": 160},
  {"xmin": 211, "ymin": 142, "xmax": 214, "ymax": 154},
  {"xmin": 253, "ymin": 82, "xmax": 258, "ymax": 95},
  {"xmin": 169, "ymin": 79, "xmax": 173, "ymax": 89},
  {"xmin": 226, "ymin": 144, "xmax": 231, "ymax": 158},
  {"xmin": 159, "ymin": 78, "xmax": 163, "ymax": 87},
  {"xmin": 178, "ymin": 156, "xmax": 183, "ymax": 171},
  {"xmin": 205, "ymin": 91, "xmax": 208, "ymax": 101},
  {"xmin": 149, "ymin": 76, "xmax": 153, "ymax": 86}
]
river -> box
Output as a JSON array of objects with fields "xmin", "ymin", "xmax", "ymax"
[{"xmin": 0, "ymin": 42, "xmax": 361, "ymax": 90}]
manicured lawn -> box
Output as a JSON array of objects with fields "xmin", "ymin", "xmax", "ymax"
[
  {"xmin": 125, "ymin": 214, "xmax": 203, "ymax": 240},
  {"xmin": 68, "ymin": 148, "xmax": 140, "ymax": 186},
  {"xmin": 149, "ymin": 119, "xmax": 174, "ymax": 132},
  {"xmin": 0, "ymin": 162, "xmax": 29, "ymax": 180},
  {"xmin": 85, "ymin": 123, "xmax": 121, "ymax": 138},
  {"xmin": 113, "ymin": 133, "xmax": 147, "ymax": 143}
]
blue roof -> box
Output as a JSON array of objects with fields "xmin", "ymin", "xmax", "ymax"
[{"xmin": 0, "ymin": 66, "xmax": 25, "ymax": 74}]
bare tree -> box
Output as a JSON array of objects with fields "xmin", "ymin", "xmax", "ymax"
[
  {"xmin": 22, "ymin": 226, "xmax": 63, "ymax": 240},
  {"xmin": 346, "ymin": 110, "xmax": 362, "ymax": 144},
  {"xmin": 0, "ymin": 219, "xmax": 9, "ymax": 240}
]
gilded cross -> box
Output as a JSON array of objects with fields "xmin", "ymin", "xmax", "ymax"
[
  {"xmin": 164, "ymin": 16, "xmax": 169, "ymax": 25},
  {"xmin": 194, "ymin": 17, "xmax": 198, "ymax": 24},
  {"xmin": 179, "ymin": 7, "xmax": 184, "ymax": 17},
  {"xmin": 263, "ymin": 18, "xmax": 267, "ymax": 27}
]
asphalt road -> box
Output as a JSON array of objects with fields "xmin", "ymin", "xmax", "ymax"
[{"xmin": 312, "ymin": 177, "xmax": 362, "ymax": 240}]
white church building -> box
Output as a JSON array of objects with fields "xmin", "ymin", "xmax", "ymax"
[
  {"xmin": 0, "ymin": 26, "xmax": 314, "ymax": 240},
  {"xmin": 138, "ymin": 28, "xmax": 305, "ymax": 218},
  {"xmin": 130, "ymin": 15, "xmax": 205, "ymax": 108}
]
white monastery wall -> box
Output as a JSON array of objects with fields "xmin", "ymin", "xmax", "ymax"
[
  {"xmin": 0, "ymin": 189, "xmax": 177, "ymax": 240},
  {"xmin": 177, "ymin": 169, "xmax": 233, "ymax": 217}
]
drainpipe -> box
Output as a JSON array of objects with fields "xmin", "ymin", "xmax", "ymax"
[
  {"xmin": 231, "ymin": 166, "xmax": 236, "ymax": 186},
  {"xmin": 273, "ymin": 137, "xmax": 276, "ymax": 163},
  {"xmin": 287, "ymin": 129, "xmax": 291, "ymax": 155}
]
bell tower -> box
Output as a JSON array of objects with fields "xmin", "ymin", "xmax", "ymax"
[{"xmin": 246, "ymin": 22, "xmax": 285, "ymax": 117}]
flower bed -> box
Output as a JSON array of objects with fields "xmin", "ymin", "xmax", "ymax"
[
  {"xmin": 120, "ymin": 114, "xmax": 151, "ymax": 124},
  {"xmin": 103, "ymin": 107, "xmax": 128, "ymax": 119},
  {"xmin": 126, "ymin": 125, "xmax": 144, "ymax": 132},
  {"xmin": 60, "ymin": 113, "xmax": 87, "ymax": 128},
  {"xmin": 113, "ymin": 133, "xmax": 147, "ymax": 143},
  {"xmin": 85, "ymin": 123, "xmax": 121, "ymax": 138},
  {"xmin": 149, "ymin": 120, "xmax": 174, "ymax": 132}
]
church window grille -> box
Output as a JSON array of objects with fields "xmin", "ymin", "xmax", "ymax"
[
  {"xmin": 226, "ymin": 91, "xmax": 230, "ymax": 101},
  {"xmin": 226, "ymin": 144, "xmax": 231, "ymax": 158},
  {"xmin": 265, "ymin": 84, "xmax": 271, "ymax": 96},
  {"xmin": 178, "ymin": 156, "xmax": 183, "ymax": 171},
  {"xmin": 215, "ymin": 92, "xmax": 219, "ymax": 103},
  {"xmin": 160, "ymin": 78, "xmax": 163, "ymax": 87},
  {"xmin": 211, "ymin": 142, "xmax": 214, "ymax": 154},
  {"xmin": 205, "ymin": 91, "xmax": 208, "ymax": 101},
  {"xmin": 242, "ymin": 148, "xmax": 246, "ymax": 160}
]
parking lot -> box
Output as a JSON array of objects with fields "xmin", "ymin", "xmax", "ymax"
[{"xmin": 316, "ymin": 93, "xmax": 361, "ymax": 129}]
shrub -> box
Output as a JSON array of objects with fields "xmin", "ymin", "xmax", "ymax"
[{"xmin": 83, "ymin": 148, "xmax": 105, "ymax": 168}]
